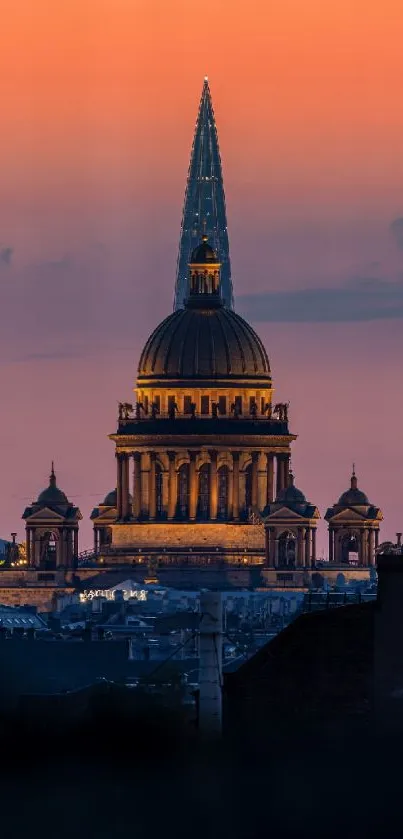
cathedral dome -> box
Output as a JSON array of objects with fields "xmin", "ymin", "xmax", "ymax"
[
  {"xmin": 36, "ymin": 465, "xmax": 69, "ymax": 507},
  {"xmin": 337, "ymin": 470, "xmax": 369, "ymax": 507},
  {"xmin": 138, "ymin": 307, "xmax": 270, "ymax": 381},
  {"xmin": 276, "ymin": 483, "xmax": 306, "ymax": 505},
  {"xmin": 337, "ymin": 487, "xmax": 369, "ymax": 506}
]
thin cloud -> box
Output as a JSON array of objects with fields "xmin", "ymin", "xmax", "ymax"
[
  {"xmin": 390, "ymin": 218, "xmax": 403, "ymax": 251},
  {"xmin": 0, "ymin": 246, "xmax": 13, "ymax": 266},
  {"xmin": 237, "ymin": 277, "xmax": 403, "ymax": 323}
]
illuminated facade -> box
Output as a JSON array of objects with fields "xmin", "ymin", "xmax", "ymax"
[
  {"xmin": 174, "ymin": 77, "xmax": 234, "ymax": 310},
  {"xmin": 91, "ymin": 234, "xmax": 295, "ymax": 579}
]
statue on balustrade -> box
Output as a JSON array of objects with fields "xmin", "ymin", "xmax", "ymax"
[
  {"xmin": 118, "ymin": 402, "xmax": 133, "ymax": 421},
  {"xmin": 168, "ymin": 401, "xmax": 179, "ymax": 420}
]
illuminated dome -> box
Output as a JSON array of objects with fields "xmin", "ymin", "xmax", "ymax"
[
  {"xmin": 138, "ymin": 308, "xmax": 270, "ymax": 382},
  {"xmin": 138, "ymin": 235, "xmax": 271, "ymax": 385},
  {"xmin": 190, "ymin": 236, "xmax": 217, "ymax": 264}
]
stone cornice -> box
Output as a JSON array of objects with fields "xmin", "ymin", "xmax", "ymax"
[{"xmin": 111, "ymin": 434, "xmax": 297, "ymax": 449}]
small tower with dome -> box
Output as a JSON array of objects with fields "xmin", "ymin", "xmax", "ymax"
[
  {"xmin": 262, "ymin": 471, "xmax": 320, "ymax": 571},
  {"xmin": 324, "ymin": 467, "xmax": 383, "ymax": 567},
  {"xmin": 22, "ymin": 464, "xmax": 82, "ymax": 569}
]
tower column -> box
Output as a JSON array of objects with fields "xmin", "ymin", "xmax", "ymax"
[
  {"xmin": 116, "ymin": 453, "xmax": 123, "ymax": 519},
  {"xmin": 26, "ymin": 529, "xmax": 31, "ymax": 565},
  {"xmin": 58, "ymin": 530, "xmax": 65, "ymax": 567},
  {"xmin": 209, "ymin": 450, "xmax": 218, "ymax": 521},
  {"xmin": 297, "ymin": 527, "xmax": 305, "ymax": 567},
  {"xmin": 303, "ymin": 529, "xmax": 309, "ymax": 568},
  {"xmin": 132, "ymin": 453, "xmax": 142, "ymax": 520},
  {"xmin": 311, "ymin": 528, "xmax": 317, "ymax": 567},
  {"xmin": 276, "ymin": 455, "xmax": 283, "ymax": 498},
  {"xmin": 375, "ymin": 529, "xmax": 379, "ymax": 553},
  {"xmin": 329, "ymin": 528, "xmax": 334, "ymax": 562},
  {"xmin": 266, "ymin": 453, "xmax": 274, "ymax": 505},
  {"xmin": 189, "ymin": 451, "xmax": 198, "ymax": 521},
  {"xmin": 232, "ymin": 452, "xmax": 240, "ymax": 520},
  {"xmin": 73, "ymin": 529, "xmax": 78, "ymax": 564},
  {"xmin": 148, "ymin": 452, "xmax": 157, "ymax": 521},
  {"xmin": 251, "ymin": 451, "xmax": 259, "ymax": 508},
  {"xmin": 274, "ymin": 535, "xmax": 280, "ymax": 568},
  {"xmin": 121, "ymin": 454, "xmax": 130, "ymax": 519},
  {"xmin": 167, "ymin": 451, "xmax": 177, "ymax": 520},
  {"xmin": 93, "ymin": 528, "xmax": 98, "ymax": 556},
  {"xmin": 360, "ymin": 530, "xmax": 367, "ymax": 567},
  {"xmin": 368, "ymin": 529, "xmax": 375, "ymax": 567},
  {"xmin": 31, "ymin": 529, "xmax": 37, "ymax": 567},
  {"xmin": 284, "ymin": 455, "xmax": 290, "ymax": 490}
]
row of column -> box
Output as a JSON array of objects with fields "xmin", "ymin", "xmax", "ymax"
[
  {"xmin": 328, "ymin": 527, "xmax": 379, "ymax": 567},
  {"xmin": 265, "ymin": 526, "xmax": 317, "ymax": 569},
  {"xmin": 26, "ymin": 527, "xmax": 78, "ymax": 568},
  {"xmin": 115, "ymin": 450, "xmax": 290, "ymax": 522}
]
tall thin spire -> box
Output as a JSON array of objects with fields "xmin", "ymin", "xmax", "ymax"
[{"xmin": 174, "ymin": 77, "xmax": 234, "ymax": 311}]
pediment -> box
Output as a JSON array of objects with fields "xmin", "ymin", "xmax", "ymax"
[
  {"xmin": 25, "ymin": 507, "xmax": 65, "ymax": 523},
  {"xmin": 93, "ymin": 510, "xmax": 117, "ymax": 524},
  {"xmin": 328, "ymin": 508, "xmax": 366, "ymax": 523},
  {"xmin": 264, "ymin": 506, "xmax": 305, "ymax": 522}
]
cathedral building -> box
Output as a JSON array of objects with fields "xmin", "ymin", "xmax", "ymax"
[
  {"xmin": 91, "ymin": 234, "xmax": 295, "ymax": 585},
  {"xmin": 0, "ymin": 78, "xmax": 387, "ymax": 605}
]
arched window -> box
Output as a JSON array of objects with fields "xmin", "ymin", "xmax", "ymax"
[
  {"xmin": 40, "ymin": 531, "xmax": 58, "ymax": 570},
  {"xmin": 341, "ymin": 533, "xmax": 359, "ymax": 565},
  {"xmin": 278, "ymin": 531, "xmax": 296, "ymax": 568},
  {"xmin": 218, "ymin": 466, "xmax": 229, "ymax": 520},
  {"xmin": 198, "ymin": 463, "xmax": 210, "ymax": 519},
  {"xmin": 245, "ymin": 463, "xmax": 253, "ymax": 510},
  {"xmin": 178, "ymin": 463, "xmax": 190, "ymax": 519},
  {"xmin": 156, "ymin": 463, "xmax": 163, "ymax": 519}
]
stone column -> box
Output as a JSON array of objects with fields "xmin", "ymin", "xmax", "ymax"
[
  {"xmin": 266, "ymin": 453, "xmax": 274, "ymax": 505},
  {"xmin": 116, "ymin": 452, "xmax": 123, "ymax": 519},
  {"xmin": 329, "ymin": 528, "xmax": 334, "ymax": 562},
  {"xmin": 93, "ymin": 528, "xmax": 98, "ymax": 556},
  {"xmin": 368, "ymin": 529, "xmax": 375, "ymax": 567},
  {"xmin": 265, "ymin": 528, "xmax": 270, "ymax": 566},
  {"xmin": 312, "ymin": 528, "xmax": 317, "ymax": 567},
  {"xmin": 251, "ymin": 451, "xmax": 259, "ymax": 508},
  {"xmin": 304, "ymin": 528, "xmax": 310, "ymax": 568},
  {"xmin": 58, "ymin": 530, "xmax": 64, "ymax": 567},
  {"xmin": 189, "ymin": 451, "xmax": 198, "ymax": 521},
  {"xmin": 132, "ymin": 452, "xmax": 142, "ymax": 520},
  {"xmin": 31, "ymin": 529, "xmax": 37, "ymax": 567},
  {"xmin": 148, "ymin": 451, "xmax": 157, "ymax": 520},
  {"xmin": 73, "ymin": 529, "xmax": 78, "ymax": 563},
  {"xmin": 284, "ymin": 455, "xmax": 290, "ymax": 489},
  {"xmin": 26, "ymin": 529, "xmax": 31, "ymax": 565},
  {"xmin": 360, "ymin": 530, "xmax": 367, "ymax": 567},
  {"xmin": 232, "ymin": 452, "xmax": 240, "ymax": 521},
  {"xmin": 375, "ymin": 529, "xmax": 379, "ymax": 553},
  {"xmin": 167, "ymin": 451, "xmax": 177, "ymax": 520},
  {"xmin": 297, "ymin": 527, "xmax": 305, "ymax": 567},
  {"xmin": 121, "ymin": 454, "xmax": 130, "ymax": 519},
  {"xmin": 274, "ymin": 535, "xmax": 279, "ymax": 568},
  {"xmin": 209, "ymin": 450, "xmax": 218, "ymax": 521},
  {"xmin": 276, "ymin": 455, "xmax": 283, "ymax": 498}
]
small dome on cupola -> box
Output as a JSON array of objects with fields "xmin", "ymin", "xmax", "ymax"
[
  {"xmin": 190, "ymin": 235, "xmax": 218, "ymax": 264},
  {"xmin": 337, "ymin": 467, "xmax": 369, "ymax": 506},
  {"xmin": 36, "ymin": 463, "xmax": 69, "ymax": 507}
]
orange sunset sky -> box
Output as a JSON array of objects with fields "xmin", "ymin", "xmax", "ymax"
[{"xmin": 0, "ymin": 0, "xmax": 402, "ymax": 553}]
